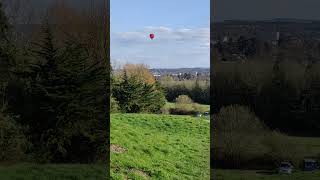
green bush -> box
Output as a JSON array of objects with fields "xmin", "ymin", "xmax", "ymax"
[
  {"xmin": 213, "ymin": 105, "xmax": 307, "ymax": 169},
  {"xmin": 214, "ymin": 105, "xmax": 267, "ymax": 168},
  {"xmin": 166, "ymin": 97, "xmax": 209, "ymax": 115},
  {"xmin": 175, "ymin": 95, "xmax": 193, "ymax": 104},
  {"xmin": 110, "ymin": 96, "xmax": 119, "ymax": 113},
  {"xmin": 215, "ymin": 105, "xmax": 266, "ymax": 134},
  {"xmin": 0, "ymin": 112, "xmax": 27, "ymax": 162},
  {"xmin": 160, "ymin": 106, "xmax": 170, "ymax": 114}
]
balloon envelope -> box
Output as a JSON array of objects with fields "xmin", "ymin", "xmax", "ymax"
[{"xmin": 149, "ymin": 33, "xmax": 155, "ymax": 39}]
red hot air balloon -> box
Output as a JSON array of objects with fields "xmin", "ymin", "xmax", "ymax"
[{"xmin": 149, "ymin": 33, "xmax": 155, "ymax": 40}]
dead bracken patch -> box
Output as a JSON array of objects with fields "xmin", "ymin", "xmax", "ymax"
[
  {"xmin": 110, "ymin": 144, "xmax": 127, "ymax": 153},
  {"xmin": 129, "ymin": 169, "xmax": 150, "ymax": 179}
]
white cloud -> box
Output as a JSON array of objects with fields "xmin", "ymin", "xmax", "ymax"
[
  {"xmin": 112, "ymin": 26, "xmax": 209, "ymax": 43},
  {"xmin": 111, "ymin": 26, "xmax": 210, "ymax": 68}
]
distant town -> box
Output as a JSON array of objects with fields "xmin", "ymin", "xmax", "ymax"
[
  {"xmin": 150, "ymin": 68, "xmax": 210, "ymax": 81},
  {"xmin": 212, "ymin": 19, "xmax": 320, "ymax": 63}
]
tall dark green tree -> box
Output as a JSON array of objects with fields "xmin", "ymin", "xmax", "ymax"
[
  {"xmin": 256, "ymin": 61, "xmax": 298, "ymax": 131},
  {"xmin": 0, "ymin": 2, "xmax": 9, "ymax": 40},
  {"xmin": 0, "ymin": 2, "xmax": 14, "ymax": 84},
  {"xmin": 192, "ymin": 78, "xmax": 204, "ymax": 104},
  {"xmin": 299, "ymin": 64, "xmax": 320, "ymax": 135},
  {"xmin": 9, "ymin": 22, "xmax": 107, "ymax": 163},
  {"xmin": 0, "ymin": 2, "xmax": 29, "ymax": 163},
  {"xmin": 113, "ymin": 71, "xmax": 165, "ymax": 113}
]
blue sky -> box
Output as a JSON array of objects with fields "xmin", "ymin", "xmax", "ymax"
[{"xmin": 111, "ymin": 0, "xmax": 210, "ymax": 68}]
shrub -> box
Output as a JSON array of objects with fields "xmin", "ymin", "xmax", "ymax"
[
  {"xmin": 214, "ymin": 105, "xmax": 266, "ymax": 134},
  {"xmin": 170, "ymin": 102, "xmax": 197, "ymax": 115},
  {"xmin": 110, "ymin": 96, "xmax": 119, "ymax": 113},
  {"xmin": 160, "ymin": 106, "xmax": 170, "ymax": 114},
  {"xmin": 166, "ymin": 96, "xmax": 208, "ymax": 115},
  {"xmin": 0, "ymin": 112, "xmax": 27, "ymax": 162},
  {"xmin": 175, "ymin": 95, "xmax": 193, "ymax": 104},
  {"xmin": 213, "ymin": 104, "xmax": 306, "ymax": 169},
  {"xmin": 213, "ymin": 105, "xmax": 267, "ymax": 168}
]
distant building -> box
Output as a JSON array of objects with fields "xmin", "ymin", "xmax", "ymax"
[
  {"xmin": 272, "ymin": 31, "xmax": 280, "ymax": 46},
  {"xmin": 153, "ymin": 72, "xmax": 161, "ymax": 76},
  {"xmin": 153, "ymin": 73, "xmax": 161, "ymax": 81},
  {"xmin": 223, "ymin": 36, "xmax": 229, "ymax": 42}
]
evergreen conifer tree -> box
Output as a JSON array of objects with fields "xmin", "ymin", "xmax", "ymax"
[
  {"xmin": 113, "ymin": 70, "xmax": 165, "ymax": 113},
  {"xmin": 9, "ymin": 22, "xmax": 107, "ymax": 162}
]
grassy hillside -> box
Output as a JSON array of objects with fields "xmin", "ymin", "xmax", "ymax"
[
  {"xmin": 213, "ymin": 136, "xmax": 320, "ymax": 180},
  {"xmin": 287, "ymin": 136, "xmax": 320, "ymax": 157},
  {"xmin": 214, "ymin": 169, "xmax": 320, "ymax": 180},
  {"xmin": 0, "ymin": 164, "xmax": 106, "ymax": 180},
  {"xmin": 110, "ymin": 113, "xmax": 210, "ymax": 179}
]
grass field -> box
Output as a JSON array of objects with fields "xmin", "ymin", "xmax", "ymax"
[
  {"xmin": 214, "ymin": 135, "xmax": 320, "ymax": 164},
  {"xmin": 0, "ymin": 164, "xmax": 106, "ymax": 180},
  {"xmin": 213, "ymin": 169, "xmax": 320, "ymax": 180},
  {"xmin": 213, "ymin": 136, "xmax": 320, "ymax": 180},
  {"xmin": 110, "ymin": 113, "xmax": 210, "ymax": 179},
  {"xmin": 287, "ymin": 136, "xmax": 320, "ymax": 157}
]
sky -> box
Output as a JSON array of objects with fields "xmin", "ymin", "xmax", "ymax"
[
  {"xmin": 214, "ymin": 0, "xmax": 320, "ymax": 21},
  {"xmin": 111, "ymin": 0, "xmax": 210, "ymax": 69}
]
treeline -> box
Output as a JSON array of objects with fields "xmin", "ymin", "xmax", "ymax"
[
  {"xmin": 213, "ymin": 30, "xmax": 320, "ymax": 63},
  {"xmin": 110, "ymin": 64, "xmax": 210, "ymax": 115},
  {"xmin": 0, "ymin": 2, "xmax": 108, "ymax": 163},
  {"xmin": 160, "ymin": 78, "xmax": 210, "ymax": 105},
  {"xmin": 212, "ymin": 60, "xmax": 320, "ymax": 136}
]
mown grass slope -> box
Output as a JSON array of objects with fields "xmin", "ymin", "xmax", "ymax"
[
  {"xmin": 287, "ymin": 136, "xmax": 320, "ymax": 157},
  {"xmin": 213, "ymin": 136, "xmax": 320, "ymax": 180},
  {"xmin": 110, "ymin": 113, "xmax": 210, "ymax": 179},
  {"xmin": 214, "ymin": 169, "xmax": 320, "ymax": 180},
  {"xmin": 0, "ymin": 164, "xmax": 106, "ymax": 180}
]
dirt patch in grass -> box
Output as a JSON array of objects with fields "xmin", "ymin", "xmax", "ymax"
[
  {"xmin": 129, "ymin": 169, "xmax": 150, "ymax": 179},
  {"xmin": 110, "ymin": 144, "xmax": 127, "ymax": 154}
]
